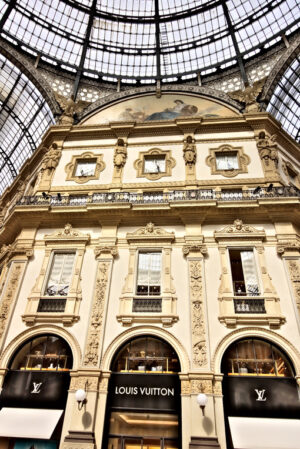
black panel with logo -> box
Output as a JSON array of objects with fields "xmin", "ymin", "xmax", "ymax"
[
  {"xmin": 0, "ymin": 370, "xmax": 70, "ymax": 409},
  {"xmin": 223, "ymin": 377, "xmax": 300, "ymax": 418},
  {"xmin": 109, "ymin": 373, "xmax": 180, "ymax": 412}
]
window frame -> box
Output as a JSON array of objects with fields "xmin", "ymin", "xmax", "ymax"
[
  {"xmin": 43, "ymin": 251, "xmax": 76, "ymax": 298},
  {"xmin": 206, "ymin": 144, "xmax": 250, "ymax": 178},
  {"xmin": 135, "ymin": 250, "xmax": 162, "ymax": 297},
  {"xmin": 65, "ymin": 151, "xmax": 105, "ymax": 184},
  {"xmin": 134, "ymin": 148, "xmax": 176, "ymax": 180}
]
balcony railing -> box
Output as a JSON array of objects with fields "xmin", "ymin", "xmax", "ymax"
[
  {"xmin": 234, "ymin": 298, "xmax": 266, "ymax": 314},
  {"xmin": 15, "ymin": 186, "xmax": 300, "ymax": 208},
  {"xmin": 132, "ymin": 298, "xmax": 162, "ymax": 313},
  {"xmin": 37, "ymin": 297, "xmax": 67, "ymax": 312}
]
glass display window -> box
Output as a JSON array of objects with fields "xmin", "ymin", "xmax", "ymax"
[
  {"xmin": 10, "ymin": 335, "xmax": 73, "ymax": 371},
  {"xmin": 222, "ymin": 338, "xmax": 293, "ymax": 377}
]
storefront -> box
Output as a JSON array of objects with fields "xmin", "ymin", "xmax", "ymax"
[
  {"xmin": 103, "ymin": 336, "xmax": 181, "ymax": 449},
  {"xmin": 0, "ymin": 334, "xmax": 73, "ymax": 449},
  {"xmin": 221, "ymin": 338, "xmax": 300, "ymax": 449}
]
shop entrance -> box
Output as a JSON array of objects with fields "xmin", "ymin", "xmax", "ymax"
[
  {"xmin": 103, "ymin": 336, "xmax": 181, "ymax": 449},
  {"xmin": 221, "ymin": 338, "xmax": 300, "ymax": 449}
]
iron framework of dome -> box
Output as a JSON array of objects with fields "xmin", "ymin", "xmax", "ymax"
[{"xmin": 0, "ymin": 0, "xmax": 299, "ymax": 86}]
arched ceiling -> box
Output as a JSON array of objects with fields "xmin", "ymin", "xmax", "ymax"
[
  {"xmin": 0, "ymin": 53, "xmax": 54, "ymax": 194},
  {"xmin": 0, "ymin": 0, "xmax": 298, "ymax": 88}
]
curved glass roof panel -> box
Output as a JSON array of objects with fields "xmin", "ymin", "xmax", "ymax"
[
  {"xmin": 0, "ymin": 54, "xmax": 54, "ymax": 195},
  {"xmin": 0, "ymin": 0, "xmax": 298, "ymax": 81},
  {"xmin": 267, "ymin": 57, "xmax": 300, "ymax": 143}
]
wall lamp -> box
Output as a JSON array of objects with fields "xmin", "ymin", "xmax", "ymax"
[
  {"xmin": 75, "ymin": 388, "xmax": 87, "ymax": 410},
  {"xmin": 196, "ymin": 393, "xmax": 208, "ymax": 416}
]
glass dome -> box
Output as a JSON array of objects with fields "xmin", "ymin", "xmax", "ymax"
[{"xmin": 0, "ymin": 0, "xmax": 298, "ymax": 83}]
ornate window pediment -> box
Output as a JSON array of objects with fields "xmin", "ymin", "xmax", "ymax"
[
  {"xmin": 206, "ymin": 144, "xmax": 250, "ymax": 178},
  {"xmin": 65, "ymin": 151, "xmax": 105, "ymax": 184}
]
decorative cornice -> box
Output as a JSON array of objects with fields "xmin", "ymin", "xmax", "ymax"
[
  {"xmin": 183, "ymin": 243, "xmax": 207, "ymax": 256},
  {"xmin": 214, "ymin": 219, "xmax": 266, "ymax": 241},
  {"xmin": 0, "ymin": 242, "xmax": 33, "ymax": 264},
  {"xmin": 126, "ymin": 222, "xmax": 175, "ymax": 242}
]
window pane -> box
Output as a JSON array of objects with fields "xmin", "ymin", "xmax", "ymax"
[
  {"xmin": 45, "ymin": 253, "xmax": 75, "ymax": 296},
  {"xmin": 137, "ymin": 252, "xmax": 161, "ymax": 295},
  {"xmin": 74, "ymin": 160, "xmax": 96, "ymax": 176},
  {"xmin": 216, "ymin": 152, "xmax": 239, "ymax": 170},
  {"xmin": 240, "ymin": 251, "xmax": 259, "ymax": 295}
]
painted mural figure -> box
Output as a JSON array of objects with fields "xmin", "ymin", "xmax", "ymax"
[{"xmin": 145, "ymin": 99, "xmax": 198, "ymax": 121}]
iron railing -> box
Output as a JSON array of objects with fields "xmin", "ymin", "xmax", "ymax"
[
  {"xmin": 16, "ymin": 186, "xmax": 300, "ymax": 208},
  {"xmin": 37, "ymin": 297, "xmax": 67, "ymax": 312},
  {"xmin": 234, "ymin": 298, "xmax": 266, "ymax": 313},
  {"xmin": 132, "ymin": 298, "xmax": 162, "ymax": 313}
]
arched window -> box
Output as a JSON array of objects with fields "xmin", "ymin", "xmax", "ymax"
[
  {"xmin": 221, "ymin": 338, "xmax": 293, "ymax": 377},
  {"xmin": 9, "ymin": 334, "xmax": 73, "ymax": 371},
  {"xmin": 111, "ymin": 336, "xmax": 180, "ymax": 373}
]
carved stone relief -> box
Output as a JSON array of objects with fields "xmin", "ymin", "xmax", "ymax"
[
  {"xmin": 70, "ymin": 376, "xmax": 99, "ymax": 391},
  {"xmin": 188, "ymin": 260, "xmax": 208, "ymax": 367},
  {"xmin": 287, "ymin": 259, "xmax": 300, "ymax": 315},
  {"xmin": 84, "ymin": 262, "xmax": 111, "ymax": 366},
  {"xmin": 0, "ymin": 263, "xmax": 23, "ymax": 346},
  {"xmin": 191, "ymin": 379, "xmax": 213, "ymax": 394}
]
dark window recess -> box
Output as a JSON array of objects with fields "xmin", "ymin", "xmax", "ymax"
[
  {"xmin": 38, "ymin": 297, "xmax": 67, "ymax": 312},
  {"xmin": 234, "ymin": 298, "xmax": 266, "ymax": 314},
  {"xmin": 229, "ymin": 249, "xmax": 260, "ymax": 296},
  {"xmin": 133, "ymin": 298, "xmax": 162, "ymax": 313}
]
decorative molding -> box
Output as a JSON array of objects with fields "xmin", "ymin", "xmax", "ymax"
[
  {"xmin": 126, "ymin": 222, "xmax": 175, "ymax": 243},
  {"xmin": 65, "ymin": 151, "xmax": 105, "ymax": 184},
  {"xmin": 215, "ymin": 219, "xmax": 266, "ymax": 241},
  {"xmin": 0, "ymin": 263, "xmax": 24, "ymax": 347},
  {"xmin": 206, "ymin": 144, "xmax": 250, "ymax": 178},
  {"xmin": 183, "ymin": 243, "xmax": 207, "ymax": 256},
  {"xmin": 113, "ymin": 138, "xmax": 127, "ymax": 183},
  {"xmin": 83, "ymin": 262, "xmax": 111, "ymax": 367},
  {"xmin": 188, "ymin": 259, "xmax": 208, "ymax": 368},
  {"xmin": 69, "ymin": 376, "xmax": 99, "ymax": 391},
  {"xmin": 183, "ymin": 135, "xmax": 197, "ymax": 181},
  {"xmin": 277, "ymin": 238, "xmax": 300, "ymax": 256},
  {"xmin": 191, "ymin": 379, "xmax": 213, "ymax": 394},
  {"xmin": 286, "ymin": 259, "xmax": 300, "ymax": 317},
  {"xmin": 255, "ymin": 131, "xmax": 279, "ymax": 177},
  {"xmin": 282, "ymin": 160, "xmax": 300, "ymax": 188},
  {"xmin": 134, "ymin": 148, "xmax": 176, "ymax": 181},
  {"xmin": 45, "ymin": 224, "xmax": 90, "ymax": 242},
  {"xmin": 94, "ymin": 246, "xmax": 119, "ymax": 258}
]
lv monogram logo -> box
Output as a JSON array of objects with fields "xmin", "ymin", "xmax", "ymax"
[
  {"xmin": 31, "ymin": 382, "xmax": 43, "ymax": 394},
  {"xmin": 255, "ymin": 389, "xmax": 267, "ymax": 401}
]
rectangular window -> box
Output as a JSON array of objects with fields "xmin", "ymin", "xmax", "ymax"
[
  {"xmin": 44, "ymin": 252, "xmax": 75, "ymax": 296},
  {"xmin": 144, "ymin": 155, "xmax": 166, "ymax": 174},
  {"xmin": 74, "ymin": 159, "xmax": 96, "ymax": 177},
  {"xmin": 229, "ymin": 249, "xmax": 260, "ymax": 296},
  {"xmin": 136, "ymin": 252, "xmax": 161, "ymax": 296},
  {"xmin": 216, "ymin": 152, "xmax": 239, "ymax": 170}
]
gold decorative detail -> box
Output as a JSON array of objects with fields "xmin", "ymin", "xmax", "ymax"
[
  {"xmin": 134, "ymin": 148, "xmax": 176, "ymax": 181},
  {"xmin": 70, "ymin": 376, "xmax": 99, "ymax": 391},
  {"xmin": 191, "ymin": 380, "xmax": 212, "ymax": 394},
  {"xmin": 213, "ymin": 380, "xmax": 223, "ymax": 395},
  {"xmin": 84, "ymin": 262, "xmax": 110, "ymax": 366},
  {"xmin": 181, "ymin": 380, "xmax": 191, "ymax": 395},
  {"xmin": 0, "ymin": 264, "xmax": 23, "ymax": 344},
  {"xmin": 188, "ymin": 260, "xmax": 207, "ymax": 367},
  {"xmin": 65, "ymin": 151, "xmax": 105, "ymax": 184},
  {"xmin": 55, "ymin": 93, "xmax": 91, "ymax": 125},
  {"xmin": 99, "ymin": 377, "xmax": 109, "ymax": 393},
  {"xmin": 206, "ymin": 144, "xmax": 250, "ymax": 178},
  {"xmin": 94, "ymin": 246, "xmax": 119, "ymax": 258},
  {"xmin": 228, "ymin": 78, "xmax": 266, "ymax": 112}
]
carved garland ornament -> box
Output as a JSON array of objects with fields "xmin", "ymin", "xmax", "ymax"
[
  {"xmin": 189, "ymin": 260, "xmax": 207, "ymax": 367},
  {"xmin": 0, "ymin": 264, "xmax": 22, "ymax": 343},
  {"xmin": 84, "ymin": 262, "xmax": 110, "ymax": 366}
]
